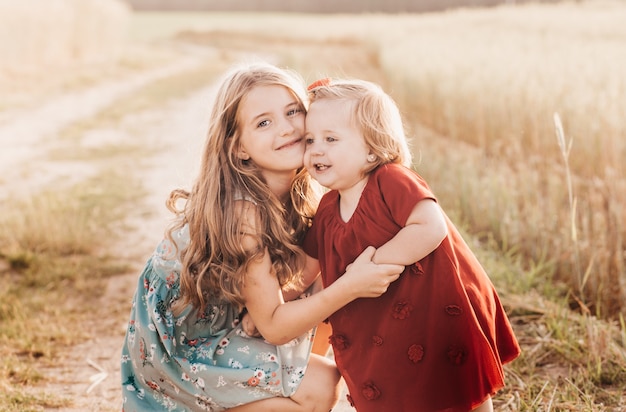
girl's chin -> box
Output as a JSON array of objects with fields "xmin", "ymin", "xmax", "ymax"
[{"xmin": 311, "ymin": 176, "xmax": 331, "ymax": 187}]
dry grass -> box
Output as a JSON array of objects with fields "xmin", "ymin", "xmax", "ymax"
[
  {"xmin": 375, "ymin": 2, "xmax": 626, "ymax": 319},
  {"xmin": 0, "ymin": 22, "xmax": 233, "ymax": 406},
  {"xmin": 0, "ymin": 0, "xmax": 132, "ymax": 112},
  {"xmin": 0, "ymin": 172, "xmax": 139, "ymax": 409}
]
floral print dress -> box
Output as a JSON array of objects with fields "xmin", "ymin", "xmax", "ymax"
[{"xmin": 121, "ymin": 225, "xmax": 314, "ymax": 411}]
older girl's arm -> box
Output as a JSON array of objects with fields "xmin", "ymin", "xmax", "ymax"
[
  {"xmin": 242, "ymin": 244, "xmax": 401, "ymax": 345},
  {"xmin": 281, "ymin": 255, "xmax": 321, "ymax": 302}
]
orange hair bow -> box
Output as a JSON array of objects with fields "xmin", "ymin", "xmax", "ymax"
[{"xmin": 307, "ymin": 77, "xmax": 332, "ymax": 91}]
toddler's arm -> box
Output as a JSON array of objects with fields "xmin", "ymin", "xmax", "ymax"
[{"xmin": 373, "ymin": 198, "xmax": 447, "ymax": 265}]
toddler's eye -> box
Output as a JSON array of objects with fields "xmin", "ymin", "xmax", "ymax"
[
  {"xmin": 304, "ymin": 137, "xmax": 314, "ymax": 145},
  {"xmin": 325, "ymin": 136, "xmax": 337, "ymax": 142}
]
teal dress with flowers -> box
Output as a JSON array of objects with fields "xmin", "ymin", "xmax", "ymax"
[{"xmin": 120, "ymin": 224, "xmax": 314, "ymax": 411}]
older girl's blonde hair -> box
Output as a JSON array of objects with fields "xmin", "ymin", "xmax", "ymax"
[
  {"xmin": 308, "ymin": 78, "xmax": 412, "ymax": 172},
  {"xmin": 169, "ymin": 61, "xmax": 319, "ymax": 314}
]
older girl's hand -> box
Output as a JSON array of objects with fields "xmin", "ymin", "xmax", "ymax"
[
  {"xmin": 339, "ymin": 246, "xmax": 403, "ymax": 299},
  {"xmin": 241, "ymin": 311, "xmax": 262, "ymax": 338}
]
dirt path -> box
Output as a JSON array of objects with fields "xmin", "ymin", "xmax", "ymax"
[{"xmin": 0, "ymin": 53, "xmax": 207, "ymax": 202}]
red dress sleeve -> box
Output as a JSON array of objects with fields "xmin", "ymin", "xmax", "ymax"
[{"xmin": 374, "ymin": 164, "xmax": 437, "ymax": 227}]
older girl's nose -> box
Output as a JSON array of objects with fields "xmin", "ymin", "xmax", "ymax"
[{"xmin": 280, "ymin": 116, "xmax": 296, "ymax": 136}]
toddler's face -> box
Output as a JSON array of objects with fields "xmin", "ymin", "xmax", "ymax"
[{"xmin": 304, "ymin": 99, "xmax": 371, "ymax": 193}]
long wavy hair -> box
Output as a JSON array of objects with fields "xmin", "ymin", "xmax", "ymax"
[
  {"xmin": 308, "ymin": 78, "xmax": 412, "ymax": 173},
  {"xmin": 168, "ymin": 61, "xmax": 320, "ymax": 314}
]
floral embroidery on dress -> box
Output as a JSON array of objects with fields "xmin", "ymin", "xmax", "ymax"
[
  {"xmin": 361, "ymin": 381, "xmax": 381, "ymax": 400},
  {"xmin": 408, "ymin": 344, "xmax": 424, "ymax": 363},
  {"xmin": 329, "ymin": 334, "xmax": 350, "ymax": 350},
  {"xmin": 445, "ymin": 305, "xmax": 463, "ymax": 316},
  {"xmin": 152, "ymin": 389, "xmax": 177, "ymax": 411},
  {"xmin": 391, "ymin": 301, "xmax": 413, "ymax": 319},
  {"xmin": 372, "ymin": 335, "xmax": 384, "ymax": 346},
  {"xmin": 284, "ymin": 365, "xmax": 306, "ymax": 389},
  {"xmin": 215, "ymin": 337, "xmax": 230, "ymax": 355},
  {"xmin": 243, "ymin": 367, "xmax": 283, "ymax": 389},
  {"xmin": 410, "ymin": 262, "xmax": 424, "ymax": 275},
  {"xmin": 195, "ymin": 394, "xmax": 220, "ymax": 411},
  {"xmin": 121, "ymin": 224, "xmax": 315, "ymax": 410},
  {"xmin": 165, "ymin": 272, "xmax": 177, "ymax": 289},
  {"xmin": 122, "ymin": 374, "xmax": 140, "ymax": 394},
  {"xmin": 139, "ymin": 338, "xmax": 154, "ymax": 367}
]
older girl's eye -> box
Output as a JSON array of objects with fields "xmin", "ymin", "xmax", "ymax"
[
  {"xmin": 257, "ymin": 119, "xmax": 270, "ymax": 128},
  {"xmin": 287, "ymin": 108, "xmax": 303, "ymax": 117}
]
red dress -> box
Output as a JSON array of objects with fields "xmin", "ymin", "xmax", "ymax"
[{"xmin": 303, "ymin": 164, "xmax": 520, "ymax": 412}]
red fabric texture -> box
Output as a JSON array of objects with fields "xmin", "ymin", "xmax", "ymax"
[{"xmin": 303, "ymin": 164, "xmax": 520, "ymax": 411}]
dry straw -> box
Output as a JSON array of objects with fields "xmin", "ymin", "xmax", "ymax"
[
  {"xmin": 553, "ymin": 113, "xmax": 583, "ymax": 293},
  {"xmin": 0, "ymin": 0, "xmax": 130, "ymax": 72}
]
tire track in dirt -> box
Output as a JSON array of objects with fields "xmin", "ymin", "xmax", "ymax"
[{"xmin": 0, "ymin": 53, "xmax": 205, "ymax": 202}]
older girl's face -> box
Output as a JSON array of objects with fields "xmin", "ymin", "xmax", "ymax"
[{"xmin": 237, "ymin": 85, "xmax": 306, "ymax": 180}]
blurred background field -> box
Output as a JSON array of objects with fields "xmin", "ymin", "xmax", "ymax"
[
  {"xmin": 1, "ymin": 0, "xmax": 625, "ymax": 410},
  {"xmin": 0, "ymin": 0, "xmax": 129, "ymax": 69}
]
